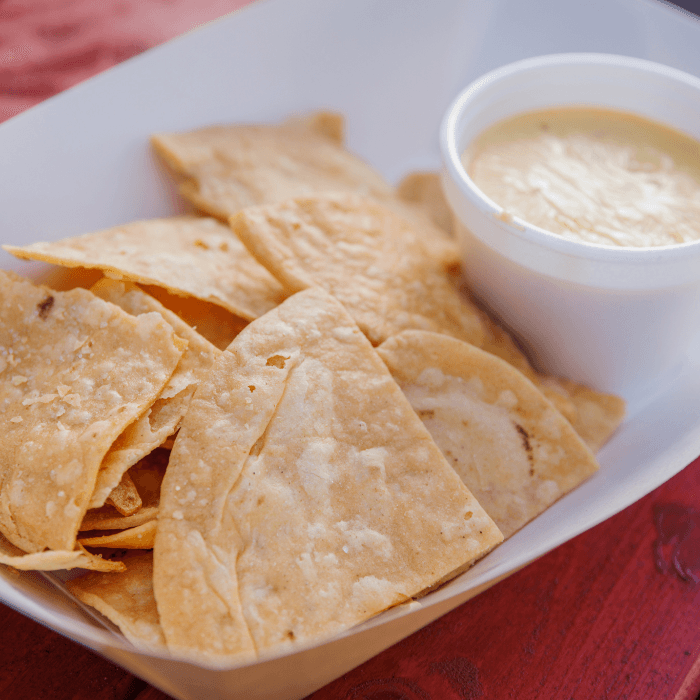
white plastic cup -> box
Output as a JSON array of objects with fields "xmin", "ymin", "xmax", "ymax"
[{"xmin": 440, "ymin": 53, "xmax": 700, "ymax": 400}]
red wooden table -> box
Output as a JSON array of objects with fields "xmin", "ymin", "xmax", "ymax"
[{"xmin": 1, "ymin": 2, "xmax": 700, "ymax": 699}]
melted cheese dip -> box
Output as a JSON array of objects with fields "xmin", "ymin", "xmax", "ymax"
[{"xmin": 464, "ymin": 108, "xmax": 700, "ymax": 247}]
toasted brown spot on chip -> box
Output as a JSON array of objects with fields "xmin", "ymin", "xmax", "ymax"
[{"xmin": 266, "ymin": 354, "xmax": 288, "ymax": 369}]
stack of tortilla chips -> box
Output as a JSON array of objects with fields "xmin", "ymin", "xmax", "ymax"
[{"xmin": 0, "ymin": 113, "xmax": 624, "ymax": 663}]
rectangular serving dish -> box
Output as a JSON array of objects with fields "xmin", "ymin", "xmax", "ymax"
[{"xmin": 1, "ymin": 1, "xmax": 700, "ymax": 699}]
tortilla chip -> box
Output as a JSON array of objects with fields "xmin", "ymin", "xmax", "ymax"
[
  {"xmin": 38, "ymin": 266, "xmax": 105, "ymax": 293},
  {"xmin": 92, "ymin": 280, "xmax": 220, "ymax": 399},
  {"xmin": 87, "ymin": 280, "xmax": 221, "ymax": 509},
  {"xmin": 377, "ymin": 330, "xmax": 600, "ymax": 538},
  {"xmin": 106, "ymin": 472, "xmax": 142, "ymax": 516},
  {"xmin": 544, "ymin": 378, "xmax": 627, "ymax": 453},
  {"xmin": 68, "ymin": 551, "xmax": 165, "ymax": 651},
  {"xmin": 4, "ymin": 215, "xmax": 286, "ymax": 322},
  {"xmin": 0, "ymin": 271, "xmax": 184, "ymax": 554},
  {"xmin": 230, "ymin": 194, "xmax": 485, "ymax": 347},
  {"xmin": 286, "ymin": 110, "xmax": 345, "ymax": 144},
  {"xmin": 150, "ymin": 117, "xmax": 395, "ymax": 220},
  {"xmin": 151, "ymin": 116, "xmax": 461, "ymax": 269},
  {"xmin": 0, "ymin": 550, "xmax": 125, "ymax": 572},
  {"xmin": 140, "ymin": 284, "xmax": 248, "ymax": 351},
  {"xmin": 154, "ymin": 287, "xmax": 501, "ymax": 663},
  {"xmin": 79, "ymin": 520, "xmax": 156, "ymax": 549},
  {"xmin": 91, "ymin": 394, "xmax": 187, "ymax": 511},
  {"xmin": 84, "ymin": 507, "xmax": 159, "ymax": 534},
  {"xmin": 81, "ymin": 449, "xmax": 168, "ymax": 532},
  {"xmin": 397, "ymin": 171, "xmax": 454, "ymax": 236},
  {"xmin": 0, "ymin": 532, "xmax": 125, "ymax": 572},
  {"xmin": 478, "ymin": 310, "xmax": 625, "ymax": 451}
]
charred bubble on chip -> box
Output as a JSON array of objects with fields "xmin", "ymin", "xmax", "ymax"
[
  {"xmin": 36, "ymin": 295, "xmax": 54, "ymax": 319},
  {"xmin": 514, "ymin": 422, "xmax": 534, "ymax": 467}
]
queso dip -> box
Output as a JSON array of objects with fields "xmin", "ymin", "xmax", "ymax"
[{"xmin": 463, "ymin": 108, "xmax": 700, "ymax": 247}]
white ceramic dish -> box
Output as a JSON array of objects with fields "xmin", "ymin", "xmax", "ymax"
[
  {"xmin": 1, "ymin": 2, "xmax": 700, "ymax": 700},
  {"xmin": 441, "ymin": 53, "xmax": 700, "ymax": 400}
]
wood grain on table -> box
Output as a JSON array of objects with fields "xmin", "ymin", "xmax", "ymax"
[{"xmin": 1, "ymin": 1, "xmax": 700, "ymax": 698}]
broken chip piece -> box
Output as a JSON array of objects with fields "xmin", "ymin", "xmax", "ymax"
[
  {"xmin": 81, "ymin": 449, "xmax": 168, "ymax": 533},
  {"xmin": 68, "ymin": 551, "xmax": 165, "ymax": 651},
  {"xmin": 0, "ymin": 529, "xmax": 125, "ymax": 572}
]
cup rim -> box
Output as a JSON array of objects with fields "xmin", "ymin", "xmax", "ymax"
[{"xmin": 440, "ymin": 52, "xmax": 700, "ymax": 264}]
